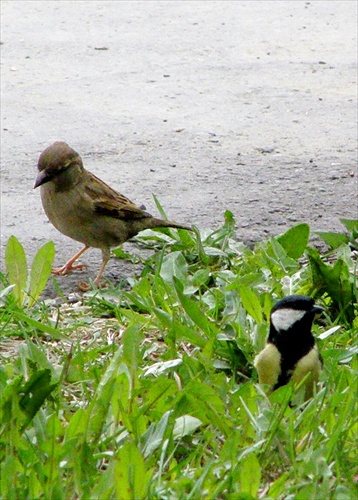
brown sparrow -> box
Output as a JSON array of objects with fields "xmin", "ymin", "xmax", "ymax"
[{"xmin": 34, "ymin": 141, "xmax": 191, "ymax": 290}]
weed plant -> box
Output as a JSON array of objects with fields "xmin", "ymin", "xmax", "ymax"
[{"xmin": 1, "ymin": 213, "xmax": 357, "ymax": 499}]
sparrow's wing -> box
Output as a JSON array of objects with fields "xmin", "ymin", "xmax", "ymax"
[{"xmin": 84, "ymin": 171, "xmax": 151, "ymax": 220}]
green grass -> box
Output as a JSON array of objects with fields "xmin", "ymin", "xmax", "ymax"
[{"xmin": 1, "ymin": 214, "xmax": 357, "ymax": 499}]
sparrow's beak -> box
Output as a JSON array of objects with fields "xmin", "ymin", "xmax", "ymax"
[{"xmin": 34, "ymin": 170, "xmax": 51, "ymax": 188}]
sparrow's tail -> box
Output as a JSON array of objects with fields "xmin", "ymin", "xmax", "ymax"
[{"xmin": 150, "ymin": 218, "xmax": 192, "ymax": 232}]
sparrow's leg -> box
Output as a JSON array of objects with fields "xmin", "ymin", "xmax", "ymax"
[
  {"xmin": 78, "ymin": 248, "xmax": 110, "ymax": 292},
  {"xmin": 52, "ymin": 245, "xmax": 89, "ymax": 276},
  {"xmin": 93, "ymin": 249, "xmax": 111, "ymax": 286}
]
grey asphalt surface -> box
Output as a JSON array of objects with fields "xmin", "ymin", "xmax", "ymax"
[{"xmin": 1, "ymin": 1, "xmax": 357, "ymax": 293}]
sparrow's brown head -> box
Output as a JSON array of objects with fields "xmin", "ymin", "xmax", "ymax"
[{"xmin": 34, "ymin": 141, "xmax": 83, "ymax": 188}]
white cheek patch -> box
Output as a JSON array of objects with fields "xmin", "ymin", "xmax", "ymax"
[{"xmin": 271, "ymin": 308, "xmax": 306, "ymax": 332}]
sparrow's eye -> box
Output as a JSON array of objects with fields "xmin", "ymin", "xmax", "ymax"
[
  {"xmin": 48, "ymin": 168, "xmax": 65, "ymax": 178},
  {"xmin": 48, "ymin": 160, "xmax": 77, "ymax": 177}
]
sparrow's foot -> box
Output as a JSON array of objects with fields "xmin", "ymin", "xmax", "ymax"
[
  {"xmin": 52, "ymin": 262, "xmax": 87, "ymax": 276},
  {"xmin": 51, "ymin": 246, "xmax": 90, "ymax": 276}
]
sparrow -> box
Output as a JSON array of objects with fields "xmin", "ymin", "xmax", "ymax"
[
  {"xmin": 254, "ymin": 295, "xmax": 324, "ymax": 401},
  {"xmin": 34, "ymin": 141, "xmax": 191, "ymax": 290}
]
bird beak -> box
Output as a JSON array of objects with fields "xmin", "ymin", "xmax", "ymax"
[
  {"xmin": 34, "ymin": 170, "xmax": 51, "ymax": 188},
  {"xmin": 313, "ymin": 305, "xmax": 325, "ymax": 315}
]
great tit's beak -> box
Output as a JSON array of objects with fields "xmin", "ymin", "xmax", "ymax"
[{"xmin": 313, "ymin": 305, "xmax": 325, "ymax": 315}]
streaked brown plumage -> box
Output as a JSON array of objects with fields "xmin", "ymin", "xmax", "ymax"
[{"xmin": 34, "ymin": 141, "xmax": 191, "ymax": 290}]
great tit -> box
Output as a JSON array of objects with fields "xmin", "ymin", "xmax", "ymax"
[{"xmin": 254, "ymin": 295, "xmax": 324, "ymax": 400}]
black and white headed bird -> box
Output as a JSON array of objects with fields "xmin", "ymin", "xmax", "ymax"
[{"xmin": 254, "ymin": 295, "xmax": 324, "ymax": 400}]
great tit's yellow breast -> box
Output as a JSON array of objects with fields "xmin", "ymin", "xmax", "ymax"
[
  {"xmin": 291, "ymin": 345, "xmax": 322, "ymax": 399},
  {"xmin": 254, "ymin": 343, "xmax": 281, "ymax": 386}
]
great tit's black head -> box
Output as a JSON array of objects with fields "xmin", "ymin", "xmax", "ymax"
[
  {"xmin": 269, "ymin": 295, "xmax": 324, "ymax": 335},
  {"xmin": 34, "ymin": 141, "xmax": 83, "ymax": 188}
]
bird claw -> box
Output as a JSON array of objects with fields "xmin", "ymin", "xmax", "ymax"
[{"xmin": 52, "ymin": 263, "xmax": 87, "ymax": 276}]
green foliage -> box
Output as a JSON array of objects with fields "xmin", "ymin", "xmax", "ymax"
[
  {"xmin": 276, "ymin": 222, "xmax": 310, "ymax": 259},
  {"xmin": 307, "ymin": 247, "xmax": 356, "ymax": 323},
  {"xmin": 5, "ymin": 235, "xmax": 28, "ymax": 305},
  {"xmin": 316, "ymin": 218, "xmax": 358, "ymax": 250},
  {"xmin": 0, "ymin": 216, "xmax": 357, "ymax": 498},
  {"xmin": 1, "ymin": 367, "xmax": 58, "ymax": 432},
  {"xmin": 4, "ymin": 236, "xmax": 55, "ymax": 307}
]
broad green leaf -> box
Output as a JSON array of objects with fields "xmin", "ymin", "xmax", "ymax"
[
  {"xmin": 202, "ymin": 247, "xmax": 228, "ymax": 257},
  {"xmin": 173, "ymin": 277, "xmax": 217, "ymax": 337},
  {"xmin": 88, "ymin": 371, "xmax": 126, "ymax": 441},
  {"xmin": 114, "ymin": 442, "xmax": 151, "ymax": 500},
  {"xmin": 86, "ymin": 348, "xmax": 129, "ymax": 440},
  {"xmin": 153, "ymin": 307, "xmax": 173, "ymax": 329},
  {"xmin": 18, "ymin": 339, "xmax": 57, "ymax": 373},
  {"xmin": 192, "ymin": 268, "xmax": 211, "ymax": 288},
  {"xmin": 19, "ymin": 369, "xmax": 58, "ymax": 430},
  {"xmin": 159, "ymin": 251, "xmax": 188, "ymax": 284},
  {"xmin": 0, "ymin": 375, "xmax": 24, "ymax": 427},
  {"xmin": 315, "ymin": 231, "xmax": 348, "ymax": 249},
  {"xmin": 112, "ymin": 246, "xmax": 132, "ymax": 259},
  {"xmin": 276, "ymin": 223, "xmax": 310, "ymax": 259},
  {"xmin": 140, "ymin": 377, "xmax": 178, "ymax": 417},
  {"xmin": 340, "ymin": 218, "xmax": 358, "ymax": 235},
  {"xmin": 177, "ymin": 379, "xmax": 229, "ymax": 434},
  {"xmin": 265, "ymin": 238, "xmax": 299, "ymax": 273},
  {"xmin": 307, "ymin": 247, "xmax": 355, "ymax": 322},
  {"xmin": 263, "ymin": 293, "xmax": 273, "ymax": 322},
  {"xmin": 239, "ymin": 286, "xmax": 263, "ymax": 324},
  {"xmin": 65, "ymin": 409, "xmax": 87, "ymax": 440},
  {"xmin": 134, "ymin": 229, "xmax": 176, "ymax": 244},
  {"xmin": 171, "ymin": 321, "xmax": 207, "ymax": 348},
  {"xmin": 5, "ymin": 235, "xmax": 28, "ymax": 305},
  {"xmin": 240, "ymin": 453, "xmax": 261, "ymax": 496},
  {"xmin": 222, "ymin": 289, "xmax": 240, "ymax": 320},
  {"xmin": 122, "ymin": 323, "xmax": 144, "ymax": 371},
  {"xmin": 28, "ymin": 241, "xmax": 55, "ymax": 307},
  {"xmin": 141, "ymin": 410, "xmax": 172, "ymax": 457},
  {"xmin": 173, "ymin": 415, "xmax": 202, "ymax": 438}
]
